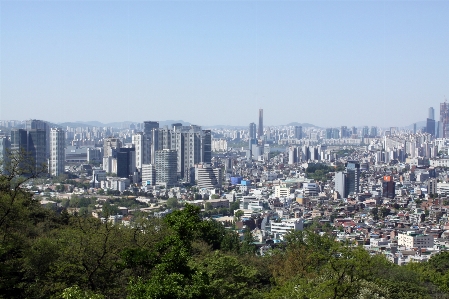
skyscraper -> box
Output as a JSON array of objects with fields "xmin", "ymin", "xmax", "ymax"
[
  {"xmin": 50, "ymin": 128, "xmax": 65, "ymax": 177},
  {"xmin": 429, "ymin": 107, "xmax": 435, "ymax": 120},
  {"xmin": 440, "ymin": 102, "xmax": 449, "ymax": 138},
  {"xmin": 426, "ymin": 118, "xmax": 436, "ymax": 137},
  {"xmin": 26, "ymin": 119, "xmax": 50, "ymax": 158},
  {"xmin": 294, "ymin": 126, "xmax": 303, "ymax": 139},
  {"xmin": 258, "ymin": 109, "xmax": 263, "ymax": 138},
  {"xmin": 27, "ymin": 129, "xmax": 47, "ymax": 174},
  {"xmin": 335, "ymin": 171, "xmax": 346, "ymax": 198},
  {"xmin": 345, "ymin": 161, "xmax": 360, "ymax": 196},
  {"xmin": 132, "ymin": 132, "xmax": 150, "ymax": 171},
  {"xmin": 249, "ymin": 123, "xmax": 257, "ymax": 140},
  {"xmin": 0, "ymin": 135, "xmax": 10, "ymax": 174}
]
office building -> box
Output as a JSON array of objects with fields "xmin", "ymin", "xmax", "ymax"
[
  {"xmin": 103, "ymin": 137, "xmax": 122, "ymax": 173},
  {"xmin": 345, "ymin": 161, "xmax": 360, "ymax": 196},
  {"xmin": 440, "ymin": 102, "xmax": 449, "ymax": 138},
  {"xmin": 249, "ymin": 123, "xmax": 257, "ymax": 140},
  {"xmin": 132, "ymin": 132, "xmax": 150, "ymax": 171},
  {"xmin": 50, "ymin": 128, "xmax": 65, "ymax": 177},
  {"xmin": 0, "ymin": 135, "xmax": 10, "ymax": 173},
  {"xmin": 335, "ymin": 171, "xmax": 346, "ymax": 198},
  {"xmin": 143, "ymin": 121, "xmax": 159, "ymax": 135},
  {"xmin": 325, "ymin": 128, "xmax": 332, "ymax": 139},
  {"xmin": 258, "ymin": 109, "xmax": 263, "ymax": 139},
  {"xmin": 26, "ymin": 119, "xmax": 50, "ymax": 158},
  {"xmin": 11, "ymin": 129, "xmax": 47, "ymax": 174},
  {"xmin": 340, "ymin": 126, "xmax": 348, "ymax": 138},
  {"xmin": 294, "ymin": 126, "xmax": 302, "ymax": 139},
  {"xmin": 370, "ymin": 126, "xmax": 378, "ymax": 137},
  {"xmin": 141, "ymin": 164, "xmax": 156, "ymax": 186},
  {"xmin": 426, "ymin": 118, "xmax": 436, "ymax": 137},
  {"xmin": 382, "ymin": 175, "xmax": 395, "ymax": 199},
  {"xmin": 429, "ymin": 107, "xmax": 435, "ymax": 120},
  {"xmin": 155, "ymin": 149, "xmax": 177, "ymax": 187},
  {"xmin": 362, "ymin": 126, "xmax": 369, "ymax": 137},
  {"xmin": 116, "ymin": 147, "xmax": 136, "ymax": 179}
]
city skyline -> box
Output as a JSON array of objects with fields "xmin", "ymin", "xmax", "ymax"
[{"xmin": 1, "ymin": 1, "xmax": 448, "ymax": 127}]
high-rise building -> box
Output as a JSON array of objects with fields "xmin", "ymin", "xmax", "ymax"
[
  {"xmin": 258, "ymin": 109, "xmax": 263, "ymax": 138},
  {"xmin": 335, "ymin": 171, "xmax": 346, "ymax": 198},
  {"xmin": 50, "ymin": 128, "xmax": 65, "ymax": 177},
  {"xmin": 155, "ymin": 149, "xmax": 177, "ymax": 187},
  {"xmin": 340, "ymin": 126, "xmax": 348, "ymax": 138},
  {"xmin": 294, "ymin": 126, "xmax": 303, "ymax": 139},
  {"xmin": 143, "ymin": 121, "xmax": 159, "ymax": 135},
  {"xmin": 26, "ymin": 120, "xmax": 50, "ymax": 158},
  {"xmin": 103, "ymin": 137, "xmax": 122, "ymax": 173},
  {"xmin": 249, "ymin": 123, "xmax": 257, "ymax": 140},
  {"xmin": 0, "ymin": 135, "xmax": 10, "ymax": 174},
  {"xmin": 27, "ymin": 129, "xmax": 47, "ymax": 173},
  {"xmin": 10, "ymin": 129, "xmax": 27, "ymax": 153},
  {"xmin": 155, "ymin": 125, "xmax": 211, "ymax": 182},
  {"xmin": 426, "ymin": 118, "xmax": 436, "ymax": 137},
  {"xmin": 429, "ymin": 107, "xmax": 435, "ymax": 120},
  {"xmin": 370, "ymin": 126, "xmax": 378, "ymax": 137},
  {"xmin": 141, "ymin": 164, "xmax": 156, "ymax": 186},
  {"xmin": 362, "ymin": 126, "xmax": 369, "ymax": 137},
  {"xmin": 440, "ymin": 102, "xmax": 449, "ymax": 138},
  {"xmin": 332, "ymin": 128, "xmax": 340, "ymax": 139},
  {"xmin": 132, "ymin": 132, "xmax": 150, "ymax": 171},
  {"xmin": 345, "ymin": 161, "xmax": 360, "ymax": 196},
  {"xmin": 325, "ymin": 128, "xmax": 332, "ymax": 139},
  {"xmin": 116, "ymin": 147, "xmax": 136, "ymax": 179},
  {"xmin": 382, "ymin": 175, "xmax": 395, "ymax": 199}
]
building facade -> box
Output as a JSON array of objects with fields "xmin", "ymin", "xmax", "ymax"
[{"xmin": 50, "ymin": 128, "xmax": 65, "ymax": 176}]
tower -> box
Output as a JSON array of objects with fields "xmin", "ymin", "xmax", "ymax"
[
  {"xmin": 429, "ymin": 107, "xmax": 435, "ymax": 120},
  {"xmin": 345, "ymin": 161, "xmax": 360, "ymax": 196},
  {"xmin": 249, "ymin": 123, "xmax": 257, "ymax": 140},
  {"xmin": 258, "ymin": 109, "xmax": 263, "ymax": 139},
  {"xmin": 50, "ymin": 128, "xmax": 65, "ymax": 177},
  {"xmin": 294, "ymin": 126, "xmax": 302, "ymax": 139},
  {"xmin": 440, "ymin": 102, "xmax": 449, "ymax": 138}
]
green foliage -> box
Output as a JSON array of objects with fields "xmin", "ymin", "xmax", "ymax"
[
  {"xmin": 166, "ymin": 197, "xmax": 180, "ymax": 209},
  {"xmin": 61, "ymin": 285, "xmax": 104, "ymax": 299}
]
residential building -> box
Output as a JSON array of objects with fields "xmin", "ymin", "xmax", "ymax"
[
  {"xmin": 50, "ymin": 128, "xmax": 65, "ymax": 176},
  {"xmin": 398, "ymin": 231, "xmax": 434, "ymax": 249},
  {"xmin": 155, "ymin": 149, "xmax": 177, "ymax": 187}
]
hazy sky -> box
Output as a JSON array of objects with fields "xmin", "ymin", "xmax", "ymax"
[{"xmin": 1, "ymin": 0, "xmax": 448, "ymax": 127}]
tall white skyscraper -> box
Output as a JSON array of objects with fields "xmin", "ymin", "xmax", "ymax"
[
  {"xmin": 132, "ymin": 132, "xmax": 150, "ymax": 171},
  {"xmin": 50, "ymin": 128, "xmax": 65, "ymax": 176}
]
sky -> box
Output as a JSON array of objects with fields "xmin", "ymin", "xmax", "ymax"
[{"xmin": 1, "ymin": 0, "xmax": 448, "ymax": 128}]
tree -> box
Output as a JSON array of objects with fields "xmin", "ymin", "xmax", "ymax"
[
  {"xmin": 234, "ymin": 210, "xmax": 244, "ymax": 221},
  {"xmin": 166, "ymin": 197, "xmax": 179, "ymax": 209}
]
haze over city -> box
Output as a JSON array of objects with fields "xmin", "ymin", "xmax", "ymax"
[{"xmin": 1, "ymin": 1, "xmax": 449, "ymax": 127}]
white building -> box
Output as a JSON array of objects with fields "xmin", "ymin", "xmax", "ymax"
[
  {"xmin": 132, "ymin": 132, "xmax": 150, "ymax": 171},
  {"xmin": 50, "ymin": 128, "xmax": 65, "ymax": 176},
  {"xmin": 195, "ymin": 164, "xmax": 222, "ymax": 189},
  {"xmin": 270, "ymin": 218, "xmax": 304, "ymax": 240},
  {"xmin": 398, "ymin": 231, "xmax": 434, "ymax": 249},
  {"xmin": 274, "ymin": 185, "xmax": 290, "ymax": 198},
  {"xmin": 141, "ymin": 164, "xmax": 156, "ymax": 186}
]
